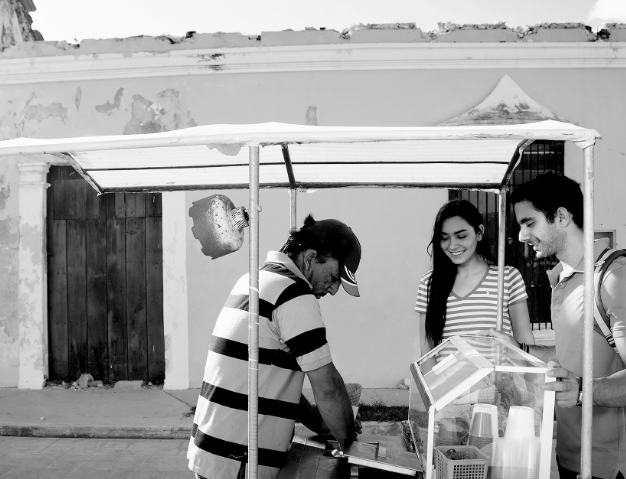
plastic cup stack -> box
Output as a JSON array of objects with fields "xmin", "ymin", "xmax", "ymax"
[
  {"xmin": 491, "ymin": 406, "xmax": 540, "ymax": 479},
  {"xmin": 504, "ymin": 406, "xmax": 535, "ymax": 439},
  {"xmin": 517, "ymin": 437, "xmax": 541, "ymax": 479},
  {"xmin": 491, "ymin": 438, "xmax": 518, "ymax": 479},
  {"xmin": 435, "ymin": 418, "xmax": 468, "ymax": 447},
  {"xmin": 471, "ymin": 404, "xmax": 499, "ymax": 466},
  {"xmin": 468, "ymin": 411, "xmax": 494, "ymax": 463}
]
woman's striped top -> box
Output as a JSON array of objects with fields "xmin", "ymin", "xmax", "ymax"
[{"xmin": 415, "ymin": 265, "xmax": 528, "ymax": 359}]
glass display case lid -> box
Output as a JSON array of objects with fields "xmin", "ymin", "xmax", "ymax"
[{"xmin": 410, "ymin": 335, "xmax": 546, "ymax": 412}]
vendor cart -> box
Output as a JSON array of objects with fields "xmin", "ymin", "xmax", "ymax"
[{"xmin": 0, "ymin": 120, "xmax": 600, "ymax": 479}]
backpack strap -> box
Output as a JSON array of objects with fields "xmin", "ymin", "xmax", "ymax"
[{"xmin": 594, "ymin": 248, "xmax": 626, "ymax": 352}]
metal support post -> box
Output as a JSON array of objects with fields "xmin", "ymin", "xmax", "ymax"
[
  {"xmin": 290, "ymin": 188, "xmax": 297, "ymax": 232},
  {"xmin": 496, "ymin": 187, "xmax": 507, "ymax": 332},
  {"xmin": 580, "ymin": 145, "xmax": 595, "ymax": 479},
  {"xmin": 248, "ymin": 146, "xmax": 260, "ymax": 479}
]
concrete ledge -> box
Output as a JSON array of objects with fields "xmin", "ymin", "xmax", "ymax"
[{"xmin": 0, "ymin": 424, "xmax": 191, "ymax": 439}]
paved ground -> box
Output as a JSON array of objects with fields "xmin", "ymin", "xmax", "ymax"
[
  {"xmin": 0, "ymin": 387, "xmax": 559, "ymax": 478},
  {"xmin": 0, "ymin": 387, "xmax": 410, "ymax": 438},
  {"xmin": 0, "ymin": 435, "xmax": 559, "ymax": 479},
  {"xmin": 0, "ymin": 436, "xmax": 195, "ymax": 479}
]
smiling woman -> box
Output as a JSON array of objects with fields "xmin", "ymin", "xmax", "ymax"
[{"xmin": 413, "ymin": 199, "xmax": 535, "ymax": 360}]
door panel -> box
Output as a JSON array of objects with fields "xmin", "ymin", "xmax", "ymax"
[
  {"xmin": 47, "ymin": 166, "xmax": 164, "ymax": 383},
  {"xmin": 66, "ymin": 219, "xmax": 88, "ymax": 379}
]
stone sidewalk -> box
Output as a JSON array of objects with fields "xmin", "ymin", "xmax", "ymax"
[
  {"xmin": 0, "ymin": 386, "xmax": 560, "ymax": 479},
  {"xmin": 0, "ymin": 436, "xmax": 194, "ymax": 479},
  {"xmin": 0, "ymin": 386, "xmax": 409, "ymax": 439},
  {"xmin": 0, "ymin": 435, "xmax": 559, "ymax": 479}
]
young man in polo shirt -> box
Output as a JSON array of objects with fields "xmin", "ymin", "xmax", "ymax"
[
  {"xmin": 496, "ymin": 172, "xmax": 626, "ymax": 479},
  {"xmin": 188, "ymin": 215, "xmax": 362, "ymax": 479}
]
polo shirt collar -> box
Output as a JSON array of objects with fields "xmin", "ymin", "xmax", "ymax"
[
  {"xmin": 265, "ymin": 251, "xmax": 312, "ymax": 288},
  {"xmin": 547, "ymin": 237, "xmax": 610, "ymax": 286}
]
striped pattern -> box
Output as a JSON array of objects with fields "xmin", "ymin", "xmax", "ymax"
[
  {"xmin": 415, "ymin": 265, "xmax": 527, "ymax": 360},
  {"xmin": 188, "ymin": 252, "xmax": 332, "ymax": 479}
]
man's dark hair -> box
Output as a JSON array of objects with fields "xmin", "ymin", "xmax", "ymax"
[
  {"xmin": 280, "ymin": 214, "xmax": 332, "ymax": 262},
  {"xmin": 510, "ymin": 171, "xmax": 584, "ymax": 229}
]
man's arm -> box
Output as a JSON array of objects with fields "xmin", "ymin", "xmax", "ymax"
[
  {"xmin": 297, "ymin": 394, "xmax": 330, "ymax": 436},
  {"xmin": 306, "ymin": 362, "xmax": 355, "ymax": 450},
  {"xmin": 546, "ymin": 361, "xmax": 626, "ymax": 408},
  {"xmin": 486, "ymin": 329, "xmax": 556, "ymax": 363},
  {"xmin": 527, "ymin": 344, "xmax": 557, "ymax": 363}
]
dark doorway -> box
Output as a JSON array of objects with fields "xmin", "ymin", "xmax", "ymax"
[
  {"xmin": 46, "ymin": 166, "xmax": 165, "ymax": 383},
  {"xmin": 449, "ymin": 140, "xmax": 564, "ymax": 329}
]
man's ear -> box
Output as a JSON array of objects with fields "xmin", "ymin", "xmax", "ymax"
[
  {"xmin": 555, "ymin": 207, "xmax": 572, "ymax": 227},
  {"xmin": 302, "ymin": 249, "xmax": 317, "ymax": 269}
]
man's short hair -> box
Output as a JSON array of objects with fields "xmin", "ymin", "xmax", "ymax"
[{"xmin": 510, "ymin": 171, "xmax": 584, "ymax": 229}]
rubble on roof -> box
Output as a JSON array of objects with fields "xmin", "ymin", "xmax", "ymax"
[
  {"xmin": 433, "ymin": 22, "xmax": 517, "ymax": 42},
  {"xmin": 438, "ymin": 22, "xmax": 508, "ymax": 31},
  {"xmin": 605, "ymin": 23, "xmax": 626, "ymax": 41},
  {"xmin": 341, "ymin": 23, "xmax": 418, "ymax": 38},
  {"xmin": 1, "ymin": 17, "xmax": 625, "ymax": 58},
  {"xmin": 433, "ymin": 21, "xmax": 597, "ymax": 42},
  {"xmin": 340, "ymin": 23, "xmax": 428, "ymax": 42}
]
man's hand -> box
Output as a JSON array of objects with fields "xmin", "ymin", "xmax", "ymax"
[
  {"xmin": 544, "ymin": 360, "xmax": 581, "ymax": 408},
  {"xmin": 354, "ymin": 417, "xmax": 362, "ymax": 436}
]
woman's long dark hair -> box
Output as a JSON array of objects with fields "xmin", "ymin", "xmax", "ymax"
[{"xmin": 425, "ymin": 199, "xmax": 496, "ymax": 346}]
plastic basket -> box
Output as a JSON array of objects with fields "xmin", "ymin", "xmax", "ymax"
[{"xmin": 434, "ymin": 445, "xmax": 488, "ymax": 479}]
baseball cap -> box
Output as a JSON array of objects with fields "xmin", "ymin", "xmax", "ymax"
[{"xmin": 303, "ymin": 218, "xmax": 361, "ymax": 297}]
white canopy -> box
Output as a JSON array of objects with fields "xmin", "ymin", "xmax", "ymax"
[
  {"xmin": 0, "ymin": 120, "xmax": 599, "ymax": 193},
  {"xmin": 0, "ymin": 118, "xmax": 602, "ymax": 478}
]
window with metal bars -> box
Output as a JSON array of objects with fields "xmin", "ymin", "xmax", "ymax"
[{"xmin": 449, "ymin": 140, "xmax": 564, "ymax": 330}]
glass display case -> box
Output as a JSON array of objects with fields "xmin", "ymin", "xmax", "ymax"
[{"xmin": 408, "ymin": 335, "xmax": 555, "ymax": 479}]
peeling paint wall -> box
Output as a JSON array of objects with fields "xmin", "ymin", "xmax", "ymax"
[
  {"xmin": 0, "ymin": 34, "xmax": 625, "ymax": 387},
  {"xmin": 0, "ymin": 158, "xmax": 19, "ymax": 387},
  {"xmin": 123, "ymin": 89, "xmax": 197, "ymax": 134}
]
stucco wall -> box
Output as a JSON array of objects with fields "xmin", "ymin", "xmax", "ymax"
[
  {"xmin": 0, "ymin": 158, "xmax": 19, "ymax": 387},
  {"xmin": 185, "ymin": 187, "xmax": 445, "ymax": 388},
  {"xmin": 179, "ymin": 67, "xmax": 626, "ymax": 387},
  {"xmin": 0, "ymin": 41, "xmax": 625, "ymax": 387}
]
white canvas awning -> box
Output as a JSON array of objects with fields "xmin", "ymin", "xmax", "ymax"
[
  {"xmin": 0, "ymin": 118, "xmax": 602, "ymax": 479},
  {"xmin": 0, "ymin": 120, "xmax": 599, "ymax": 193}
]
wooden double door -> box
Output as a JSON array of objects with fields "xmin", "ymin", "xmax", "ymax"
[{"xmin": 46, "ymin": 166, "xmax": 165, "ymax": 383}]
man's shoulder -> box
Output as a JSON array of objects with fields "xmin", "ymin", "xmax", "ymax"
[
  {"xmin": 261, "ymin": 261, "xmax": 298, "ymax": 278},
  {"xmin": 604, "ymin": 251, "xmax": 626, "ymax": 273}
]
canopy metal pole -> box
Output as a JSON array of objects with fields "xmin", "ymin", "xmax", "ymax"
[
  {"xmin": 248, "ymin": 145, "xmax": 260, "ymax": 479},
  {"xmin": 290, "ymin": 189, "xmax": 297, "ymax": 232},
  {"xmin": 496, "ymin": 187, "xmax": 507, "ymax": 332},
  {"xmin": 580, "ymin": 145, "xmax": 595, "ymax": 479},
  {"xmin": 281, "ymin": 145, "xmax": 298, "ymax": 232}
]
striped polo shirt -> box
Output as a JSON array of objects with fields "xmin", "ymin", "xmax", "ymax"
[
  {"xmin": 415, "ymin": 265, "xmax": 528, "ymax": 360},
  {"xmin": 188, "ymin": 251, "xmax": 332, "ymax": 479}
]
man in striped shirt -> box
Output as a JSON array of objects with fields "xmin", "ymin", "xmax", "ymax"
[{"xmin": 188, "ymin": 215, "xmax": 362, "ymax": 479}]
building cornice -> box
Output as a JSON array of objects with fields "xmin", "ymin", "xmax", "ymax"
[{"xmin": 1, "ymin": 42, "xmax": 626, "ymax": 84}]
